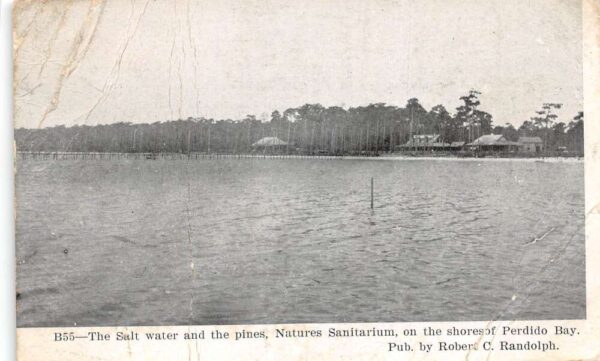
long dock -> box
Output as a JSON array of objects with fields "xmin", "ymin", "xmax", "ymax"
[{"xmin": 16, "ymin": 151, "xmax": 360, "ymax": 161}]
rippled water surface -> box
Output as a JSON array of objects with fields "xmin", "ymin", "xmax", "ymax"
[{"xmin": 16, "ymin": 158, "xmax": 585, "ymax": 326}]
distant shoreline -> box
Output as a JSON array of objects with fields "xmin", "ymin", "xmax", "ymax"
[{"xmin": 16, "ymin": 151, "xmax": 584, "ymax": 163}]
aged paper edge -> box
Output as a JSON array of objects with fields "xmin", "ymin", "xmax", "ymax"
[{"xmin": 10, "ymin": 0, "xmax": 600, "ymax": 360}]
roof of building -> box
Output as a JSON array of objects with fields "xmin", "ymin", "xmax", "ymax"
[
  {"xmin": 518, "ymin": 136, "xmax": 543, "ymax": 144},
  {"xmin": 252, "ymin": 137, "xmax": 288, "ymax": 146},
  {"xmin": 412, "ymin": 134, "xmax": 439, "ymax": 139},
  {"xmin": 403, "ymin": 134, "xmax": 440, "ymax": 146},
  {"xmin": 467, "ymin": 134, "xmax": 519, "ymax": 146}
]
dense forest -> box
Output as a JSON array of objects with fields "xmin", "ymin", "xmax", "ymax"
[{"xmin": 15, "ymin": 91, "xmax": 584, "ymax": 155}]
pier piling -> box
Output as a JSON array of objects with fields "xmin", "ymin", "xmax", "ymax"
[{"xmin": 371, "ymin": 177, "xmax": 374, "ymax": 210}]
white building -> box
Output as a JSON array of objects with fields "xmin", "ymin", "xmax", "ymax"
[{"xmin": 518, "ymin": 137, "xmax": 543, "ymax": 153}]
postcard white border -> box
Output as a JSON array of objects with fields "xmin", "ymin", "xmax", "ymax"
[{"xmin": 8, "ymin": 1, "xmax": 600, "ymax": 360}]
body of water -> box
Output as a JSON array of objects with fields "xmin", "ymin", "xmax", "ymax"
[{"xmin": 15, "ymin": 158, "xmax": 585, "ymax": 326}]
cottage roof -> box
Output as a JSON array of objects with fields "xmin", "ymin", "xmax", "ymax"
[
  {"xmin": 468, "ymin": 134, "xmax": 515, "ymax": 146},
  {"xmin": 413, "ymin": 134, "xmax": 439, "ymax": 139},
  {"xmin": 518, "ymin": 136, "xmax": 543, "ymax": 144},
  {"xmin": 252, "ymin": 137, "xmax": 288, "ymax": 146},
  {"xmin": 403, "ymin": 134, "xmax": 440, "ymax": 146}
]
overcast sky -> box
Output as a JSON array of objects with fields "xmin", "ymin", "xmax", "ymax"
[{"xmin": 13, "ymin": 0, "xmax": 582, "ymax": 129}]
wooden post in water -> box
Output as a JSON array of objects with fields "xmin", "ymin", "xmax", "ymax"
[{"xmin": 371, "ymin": 177, "xmax": 374, "ymax": 210}]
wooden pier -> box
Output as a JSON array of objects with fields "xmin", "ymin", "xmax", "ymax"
[{"xmin": 16, "ymin": 151, "xmax": 366, "ymax": 161}]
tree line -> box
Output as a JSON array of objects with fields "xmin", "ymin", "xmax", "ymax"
[{"xmin": 15, "ymin": 90, "xmax": 584, "ymax": 155}]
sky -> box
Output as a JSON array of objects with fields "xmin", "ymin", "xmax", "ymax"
[{"xmin": 13, "ymin": 0, "xmax": 583, "ymax": 128}]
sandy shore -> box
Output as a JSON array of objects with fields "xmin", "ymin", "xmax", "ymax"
[{"xmin": 369, "ymin": 155, "xmax": 584, "ymax": 163}]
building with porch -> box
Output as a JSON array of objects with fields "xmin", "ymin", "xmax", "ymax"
[
  {"xmin": 518, "ymin": 136, "xmax": 544, "ymax": 154},
  {"xmin": 467, "ymin": 134, "xmax": 519, "ymax": 152}
]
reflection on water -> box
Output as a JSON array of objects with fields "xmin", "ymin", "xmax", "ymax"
[{"xmin": 15, "ymin": 158, "xmax": 585, "ymax": 326}]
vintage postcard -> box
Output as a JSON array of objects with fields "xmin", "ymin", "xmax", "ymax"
[{"xmin": 11, "ymin": 0, "xmax": 600, "ymax": 359}]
